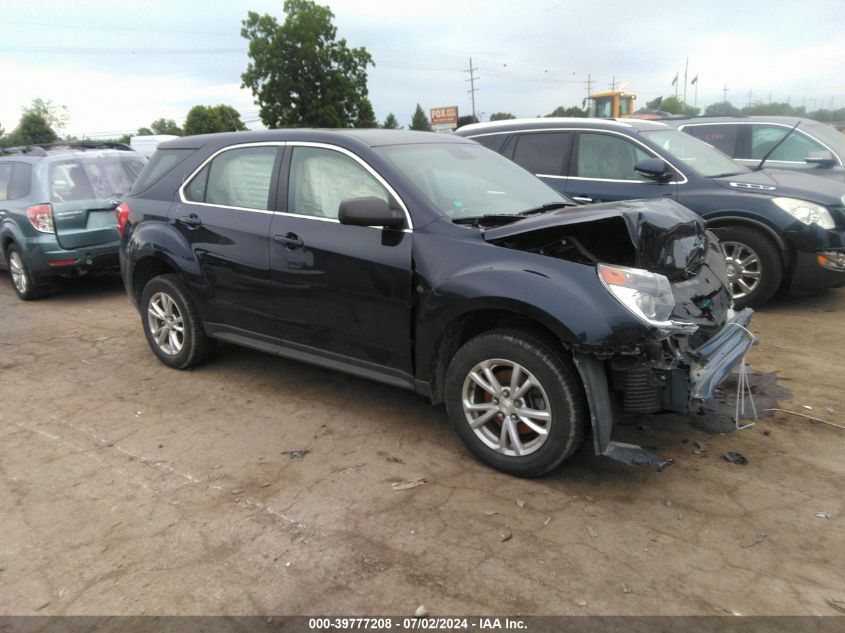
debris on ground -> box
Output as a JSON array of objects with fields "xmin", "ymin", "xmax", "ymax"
[
  {"xmin": 377, "ymin": 450, "xmax": 404, "ymax": 464},
  {"xmin": 391, "ymin": 478, "xmax": 427, "ymax": 491},
  {"xmin": 803, "ymin": 405, "xmax": 814, "ymax": 410},
  {"xmin": 722, "ymin": 451, "xmax": 748, "ymax": 465},
  {"xmin": 816, "ymin": 512, "xmax": 830, "ymax": 519},
  {"xmin": 33, "ymin": 602, "xmax": 49, "ymax": 612},
  {"xmin": 824, "ymin": 407, "xmax": 835, "ymax": 415},
  {"xmin": 500, "ymin": 532, "xmax": 513, "ymax": 542},
  {"xmin": 740, "ymin": 532, "xmax": 768, "ymax": 548},
  {"xmin": 827, "ymin": 598, "xmax": 845, "ymax": 615},
  {"xmin": 575, "ymin": 599, "xmax": 587, "ymax": 607},
  {"xmin": 230, "ymin": 488, "xmax": 244, "ymax": 495},
  {"xmin": 281, "ymin": 450, "xmax": 310, "ymax": 459},
  {"xmin": 586, "ymin": 525, "xmax": 598, "ymax": 538},
  {"xmin": 693, "ymin": 440, "xmax": 710, "ymax": 457},
  {"xmin": 665, "ymin": 500, "xmax": 673, "ymax": 507},
  {"xmin": 483, "ymin": 511, "xmax": 499, "ymax": 516},
  {"xmin": 543, "ymin": 517, "xmax": 552, "ymax": 526},
  {"xmin": 414, "ymin": 605, "xmax": 428, "ymax": 618},
  {"xmin": 677, "ymin": 512, "xmax": 684, "ymax": 521},
  {"xmin": 516, "ymin": 499, "xmax": 525, "ymax": 508},
  {"xmin": 764, "ymin": 408, "xmax": 845, "ymax": 430},
  {"xmin": 622, "ymin": 585, "xmax": 633, "ymax": 594}
]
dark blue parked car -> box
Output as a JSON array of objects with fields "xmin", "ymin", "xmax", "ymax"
[{"xmin": 457, "ymin": 118, "xmax": 845, "ymax": 308}]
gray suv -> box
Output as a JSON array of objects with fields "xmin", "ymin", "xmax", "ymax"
[{"xmin": 0, "ymin": 143, "xmax": 145, "ymax": 299}]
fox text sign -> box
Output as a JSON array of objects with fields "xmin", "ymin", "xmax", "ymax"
[{"xmin": 430, "ymin": 106, "xmax": 459, "ymax": 131}]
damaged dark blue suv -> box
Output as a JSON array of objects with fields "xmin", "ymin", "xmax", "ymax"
[{"xmin": 119, "ymin": 130, "xmax": 754, "ymax": 476}]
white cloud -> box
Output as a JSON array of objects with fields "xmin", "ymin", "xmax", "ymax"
[{"xmin": 0, "ymin": 60, "xmax": 257, "ymax": 137}]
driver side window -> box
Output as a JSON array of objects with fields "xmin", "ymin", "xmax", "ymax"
[
  {"xmin": 288, "ymin": 147, "xmax": 389, "ymax": 220},
  {"xmin": 576, "ymin": 133, "xmax": 651, "ymax": 181}
]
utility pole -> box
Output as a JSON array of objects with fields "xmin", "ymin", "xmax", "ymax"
[
  {"xmin": 464, "ymin": 58, "xmax": 479, "ymax": 122},
  {"xmin": 722, "ymin": 83, "xmax": 730, "ymax": 104},
  {"xmin": 747, "ymin": 89, "xmax": 753, "ymax": 107},
  {"xmin": 683, "ymin": 58, "xmax": 688, "ymax": 103},
  {"xmin": 768, "ymin": 91, "xmax": 772, "ymax": 103},
  {"xmin": 609, "ymin": 75, "xmax": 616, "ymax": 91},
  {"xmin": 585, "ymin": 73, "xmax": 593, "ymax": 98}
]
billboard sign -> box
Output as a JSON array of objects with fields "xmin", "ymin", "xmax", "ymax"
[{"xmin": 430, "ymin": 106, "xmax": 459, "ymax": 131}]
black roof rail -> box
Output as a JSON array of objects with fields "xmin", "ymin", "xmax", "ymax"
[{"xmin": 0, "ymin": 141, "xmax": 132, "ymax": 157}]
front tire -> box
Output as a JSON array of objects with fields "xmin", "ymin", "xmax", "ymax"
[
  {"xmin": 712, "ymin": 225, "xmax": 783, "ymax": 309},
  {"xmin": 140, "ymin": 274, "xmax": 214, "ymax": 369},
  {"xmin": 445, "ymin": 329, "xmax": 588, "ymax": 477},
  {"xmin": 5, "ymin": 244, "xmax": 48, "ymax": 301}
]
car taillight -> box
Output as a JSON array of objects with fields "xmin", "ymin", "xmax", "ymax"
[
  {"xmin": 26, "ymin": 204, "xmax": 54, "ymax": 233},
  {"xmin": 115, "ymin": 202, "xmax": 130, "ymax": 237}
]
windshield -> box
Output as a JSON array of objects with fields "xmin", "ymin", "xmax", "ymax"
[
  {"xmin": 641, "ymin": 129, "xmax": 749, "ymax": 178},
  {"xmin": 373, "ymin": 142, "xmax": 573, "ymax": 220},
  {"xmin": 49, "ymin": 153, "xmax": 145, "ymax": 203}
]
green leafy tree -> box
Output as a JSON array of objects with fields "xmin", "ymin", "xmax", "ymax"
[
  {"xmin": 489, "ymin": 112, "xmax": 515, "ymax": 121},
  {"xmin": 183, "ymin": 105, "xmax": 247, "ymax": 136},
  {"xmin": 658, "ymin": 96, "xmax": 699, "ymax": 117},
  {"xmin": 704, "ymin": 101, "xmax": 742, "ymax": 116},
  {"xmin": 456, "ymin": 115, "xmax": 478, "ymax": 129},
  {"xmin": 355, "ymin": 98, "xmax": 378, "ymax": 128},
  {"xmin": 136, "ymin": 127, "xmax": 154, "ymax": 136},
  {"xmin": 150, "ymin": 118, "xmax": 182, "ymax": 135},
  {"xmin": 7, "ymin": 112, "xmax": 58, "ymax": 145},
  {"xmin": 382, "ymin": 113, "xmax": 400, "ymax": 129},
  {"xmin": 241, "ymin": 0, "xmax": 373, "ymax": 128},
  {"xmin": 25, "ymin": 98, "xmax": 69, "ymax": 131},
  {"xmin": 409, "ymin": 104, "xmax": 432, "ymax": 131},
  {"xmin": 546, "ymin": 105, "xmax": 587, "ymax": 117},
  {"xmin": 741, "ymin": 102, "xmax": 805, "ymax": 116}
]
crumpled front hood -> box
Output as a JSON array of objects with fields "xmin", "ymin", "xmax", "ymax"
[
  {"xmin": 712, "ymin": 169, "xmax": 845, "ymax": 205},
  {"xmin": 483, "ymin": 198, "xmax": 707, "ymax": 279}
]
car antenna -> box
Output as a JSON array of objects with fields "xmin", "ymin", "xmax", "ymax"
[{"xmin": 753, "ymin": 120, "xmax": 800, "ymax": 172}]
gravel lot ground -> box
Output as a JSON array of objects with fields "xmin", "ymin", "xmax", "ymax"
[{"xmin": 1, "ymin": 273, "xmax": 843, "ymax": 616}]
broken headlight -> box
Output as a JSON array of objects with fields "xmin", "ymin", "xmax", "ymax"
[
  {"xmin": 598, "ymin": 264, "xmax": 696, "ymax": 333},
  {"xmin": 772, "ymin": 197, "xmax": 835, "ymax": 230}
]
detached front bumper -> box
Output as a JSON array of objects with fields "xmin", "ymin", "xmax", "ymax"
[{"xmin": 572, "ymin": 307, "xmax": 756, "ymax": 468}]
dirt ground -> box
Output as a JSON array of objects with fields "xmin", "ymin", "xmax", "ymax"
[{"xmin": 0, "ymin": 272, "xmax": 843, "ymax": 617}]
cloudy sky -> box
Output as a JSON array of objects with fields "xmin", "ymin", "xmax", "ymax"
[{"xmin": 1, "ymin": 0, "xmax": 842, "ymax": 137}]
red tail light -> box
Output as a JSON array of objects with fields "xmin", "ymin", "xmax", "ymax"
[
  {"xmin": 26, "ymin": 204, "xmax": 54, "ymax": 233},
  {"xmin": 115, "ymin": 202, "xmax": 131, "ymax": 237}
]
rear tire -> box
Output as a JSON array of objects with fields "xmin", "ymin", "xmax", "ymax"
[
  {"xmin": 445, "ymin": 329, "xmax": 588, "ymax": 477},
  {"xmin": 140, "ymin": 274, "xmax": 215, "ymax": 369},
  {"xmin": 712, "ymin": 225, "xmax": 782, "ymax": 309},
  {"xmin": 5, "ymin": 244, "xmax": 48, "ymax": 301}
]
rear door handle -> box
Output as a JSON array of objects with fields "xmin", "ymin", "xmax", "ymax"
[
  {"xmin": 274, "ymin": 233, "xmax": 304, "ymax": 249},
  {"xmin": 177, "ymin": 213, "xmax": 202, "ymax": 228},
  {"xmin": 571, "ymin": 196, "xmax": 593, "ymax": 203}
]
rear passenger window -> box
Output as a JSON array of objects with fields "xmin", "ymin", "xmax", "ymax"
[
  {"xmin": 471, "ymin": 135, "xmax": 506, "ymax": 152},
  {"xmin": 0, "ymin": 164, "xmax": 11, "ymax": 201},
  {"xmin": 185, "ymin": 146, "xmax": 278, "ymax": 210},
  {"xmin": 511, "ymin": 133, "xmax": 570, "ymax": 176},
  {"xmin": 0, "ymin": 163, "xmax": 32, "ymax": 201},
  {"xmin": 683, "ymin": 125, "xmax": 740, "ymax": 156}
]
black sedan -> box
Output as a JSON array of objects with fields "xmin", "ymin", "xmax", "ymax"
[
  {"xmin": 457, "ymin": 118, "xmax": 845, "ymax": 308},
  {"xmin": 119, "ymin": 129, "xmax": 752, "ymax": 476}
]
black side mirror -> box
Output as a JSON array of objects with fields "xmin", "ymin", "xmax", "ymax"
[
  {"xmin": 805, "ymin": 150, "xmax": 837, "ymax": 168},
  {"xmin": 338, "ymin": 197, "xmax": 404, "ymax": 229},
  {"xmin": 635, "ymin": 157, "xmax": 673, "ymax": 182}
]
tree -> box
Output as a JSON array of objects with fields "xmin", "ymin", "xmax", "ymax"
[
  {"xmin": 659, "ymin": 96, "xmax": 700, "ymax": 117},
  {"xmin": 6, "ymin": 112, "xmax": 58, "ymax": 146},
  {"xmin": 409, "ymin": 104, "xmax": 432, "ymax": 131},
  {"xmin": 489, "ymin": 112, "xmax": 515, "ymax": 121},
  {"xmin": 704, "ymin": 101, "xmax": 742, "ymax": 116},
  {"xmin": 136, "ymin": 127, "xmax": 154, "ymax": 136},
  {"xmin": 355, "ymin": 98, "xmax": 378, "ymax": 128},
  {"xmin": 741, "ymin": 101, "xmax": 804, "ymax": 116},
  {"xmin": 456, "ymin": 115, "xmax": 478, "ymax": 129},
  {"xmin": 150, "ymin": 118, "xmax": 182, "ymax": 135},
  {"xmin": 241, "ymin": 0, "xmax": 373, "ymax": 128},
  {"xmin": 183, "ymin": 105, "xmax": 247, "ymax": 136},
  {"xmin": 25, "ymin": 98, "xmax": 69, "ymax": 131},
  {"xmin": 382, "ymin": 113, "xmax": 400, "ymax": 129},
  {"xmin": 546, "ymin": 105, "xmax": 587, "ymax": 117}
]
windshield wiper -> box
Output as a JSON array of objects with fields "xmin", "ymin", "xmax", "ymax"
[
  {"xmin": 451, "ymin": 214, "xmax": 526, "ymax": 226},
  {"xmin": 518, "ymin": 201, "xmax": 575, "ymax": 216},
  {"xmin": 754, "ymin": 120, "xmax": 800, "ymax": 172}
]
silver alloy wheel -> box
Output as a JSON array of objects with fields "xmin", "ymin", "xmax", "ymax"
[
  {"xmin": 721, "ymin": 240, "xmax": 762, "ymax": 300},
  {"xmin": 461, "ymin": 358, "xmax": 552, "ymax": 457},
  {"xmin": 9, "ymin": 251, "xmax": 27, "ymax": 294},
  {"xmin": 147, "ymin": 291, "xmax": 185, "ymax": 356}
]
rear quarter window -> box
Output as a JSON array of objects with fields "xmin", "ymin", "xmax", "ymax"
[
  {"xmin": 130, "ymin": 148, "xmax": 196, "ymax": 195},
  {"xmin": 0, "ymin": 162, "xmax": 32, "ymax": 201}
]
